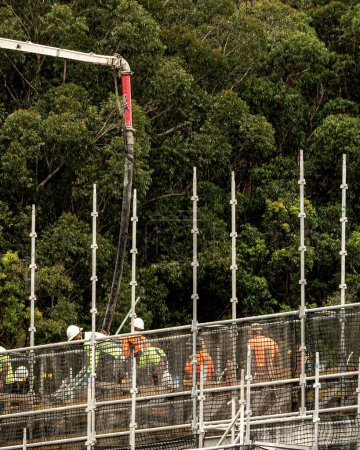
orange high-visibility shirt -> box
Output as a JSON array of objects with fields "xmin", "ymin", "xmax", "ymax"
[
  {"xmin": 122, "ymin": 333, "xmax": 151, "ymax": 359},
  {"xmin": 184, "ymin": 350, "xmax": 214, "ymax": 380},
  {"xmin": 247, "ymin": 336, "xmax": 279, "ymax": 370}
]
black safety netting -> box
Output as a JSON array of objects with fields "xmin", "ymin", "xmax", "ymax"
[
  {"xmin": 318, "ymin": 414, "xmax": 360, "ymax": 449},
  {"xmin": 251, "ymin": 418, "xmax": 315, "ymax": 448},
  {"xmin": 95, "ymin": 432, "xmax": 197, "ymax": 450}
]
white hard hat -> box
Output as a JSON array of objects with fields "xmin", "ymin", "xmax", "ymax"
[
  {"xmin": 133, "ymin": 317, "xmax": 144, "ymax": 330},
  {"xmin": 0, "ymin": 346, "xmax": 6, "ymax": 353},
  {"xmin": 67, "ymin": 325, "xmax": 83, "ymax": 341},
  {"xmin": 14, "ymin": 366, "xmax": 29, "ymax": 382}
]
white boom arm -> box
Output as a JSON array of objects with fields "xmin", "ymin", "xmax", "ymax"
[{"xmin": 0, "ymin": 37, "xmax": 130, "ymax": 71}]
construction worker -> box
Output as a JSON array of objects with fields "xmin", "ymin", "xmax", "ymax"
[
  {"xmin": 247, "ymin": 323, "xmax": 284, "ymax": 415},
  {"xmin": 0, "ymin": 346, "xmax": 16, "ymax": 415},
  {"xmin": 247, "ymin": 323, "xmax": 282, "ymax": 380},
  {"xmin": 50, "ymin": 325, "xmax": 124, "ymax": 402},
  {"xmin": 122, "ymin": 317, "xmax": 151, "ymax": 359},
  {"xmin": 184, "ymin": 337, "xmax": 215, "ymax": 381},
  {"xmin": 122, "ymin": 318, "xmax": 172, "ymax": 388},
  {"xmin": 0, "ymin": 346, "xmax": 15, "ymax": 394},
  {"xmin": 66, "ymin": 325, "xmax": 122, "ymax": 374}
]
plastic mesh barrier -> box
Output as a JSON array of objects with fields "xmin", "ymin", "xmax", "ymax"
[{"xmin": 1, "ymin": 306, "xmax": 360, "ymax": 448}]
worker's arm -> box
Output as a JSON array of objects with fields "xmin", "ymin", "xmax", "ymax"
[
  {"xmin": 122, "ymin": 337, "xmax": 131, "ymax": 359},
  {"xmin": 184, "ymin": 358, "xmax": 192, "ymax": 380},
  {"xmin": 207, "ymin": 355, "xmax": 215, "ymax": 380}
]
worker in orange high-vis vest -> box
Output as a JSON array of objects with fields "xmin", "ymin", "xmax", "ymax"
[
  {"xmin": 122, "ymin": 317, "xmax": 151, "ymax": 359},
  {"xmin": 184, "ymin": 337, "xmax": 215, "ymax": 381},
  {"xmin": 247, "ymin": 323, "xmax": 282, "ymax": 380}
]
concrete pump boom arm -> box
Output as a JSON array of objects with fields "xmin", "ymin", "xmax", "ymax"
[
  {"xmin": 0, "ymin": 36, "xmax": 134, "ymax": 332},
  {"xmin": 0, "ymin": 37, "xmax": 130, "ymax": 72}
]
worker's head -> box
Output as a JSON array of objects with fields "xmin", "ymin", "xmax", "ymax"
[
  {"xmin": 186, "ymin": 336, "xmax": 205, "ymax": 350},
  {"xmin": 133, "ymin": 317, "xmax": 144, "ymax": 331},
  {"xmin": 66, "ymin": 325, "xmax": 83, "ymax": 341},
  {"xmin": 250, "ymin": 322, "xmax": 262, "ymax": 335},
  {"xmin": 197, "ymin": 337, "xmax": 205, "ymax": 350}
]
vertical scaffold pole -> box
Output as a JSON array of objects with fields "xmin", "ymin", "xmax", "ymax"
[
  {"xmin": 129, "ymin": 352, "xmax": 137, "ymax": 450},
  {"xmin": 230, "ymin": 171, "xmax": 238, "ymax": 322},
  {"xmin": 22, "ymin": 428, "xmax": 27, "ymax": 450},
  {"xmin": 298, "ymin": 150, "xmax": 307, "ymax": 416},
  {"xmin": 340, "ymin": 154, "xmax": 348, "ymax": 307},
  {"xmin": 198, "ymin": 365, "xmax": 205, "ymax": 447},
  {"xmin": 191, "ymin": 167, "xmax": 199, "ymax": 435},
  {"xmin": 313, "ymin": 352, "xmax": 320, "ymax": 450},
  {"xmin": 29, "ymin": 205, "xmax": 37, "ymax": 441},
  {"xmin": 339, "ymin": 155, "xmax": 347, "ymax": 406},
  {"xmin": 129, "ymin": 189, "xmax": 138, "ymax": 450},
  {"xmin": 88, "ymin": 184, "xmax": 98, "ymax": 449},
  {"xmin": 230, "ymin": 171, "xmax": 238, "ymax": 442},
  {"xmin": 245, "ymin": 346, "xmax": 252, "ymax": 446},
  {"xmin": 29, "ymin": 204, "xmax": 37, "ymax": 349},
  {"xmin": 130, "ymin": 189, "xmax": 138, "ymax": 332},
  {"xmin": 239, "ymin": 369, "xmax": 245, "ymax": 446}
]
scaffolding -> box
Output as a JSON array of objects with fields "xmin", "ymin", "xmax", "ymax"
[{"xmin": 1, "ymin": 304, "xmax": 360, "ymax": 449}]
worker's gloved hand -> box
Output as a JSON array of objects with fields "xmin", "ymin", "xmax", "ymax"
[{"xmin": 101, "ymin": 330, "xmax": 110, "ymax": 336}]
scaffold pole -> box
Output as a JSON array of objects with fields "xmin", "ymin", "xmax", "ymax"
[
  {"xmin": 339, "ymin": 154, "xmax": 347, "ymax": 406},
  {"xmin": 28, "ymin": 204, "xmax": 37, "ymax": 441},
  {"xmin": 22, "ymin": 428, "xmax": 27, "ymax": 450},
  {"xmin": 245, "ymin": 345, "xmax": 252, "ymax": 445},
  {"xmin": 198, "ymin": 365, "xmax": 205, "ymax": 447},
  {"xmin": 313, "ymin": 352, "xmax": 320, "ymax": 450},
  {"xmin": 298, "ymin": 150, "xmax": 307, "ymax": 416},
  {"xmin": 230, "ymin": 171, "xmax": 238, "ymax": 442},
  {"xmin": 130, "ymin": 189, "xmax": 138, "ymax": 332},
  {"xmin": 340, "ymin": 154, "xmax": 348, "ymax": 307},
  {"xmin": 230, "ymin": 170, "xmax": 238, "ymax": 320},
  {"xmin": 87, "ymin": 184, "xmax": 98, "ymax": 448},
  {"xmin": 29, "ymin": 204, "xmax": 37, "ymax": 348},
  {"xmin": 239, "ymin": 369, "xmax": 245, "ymax": 445},
  {"xmin": 129, "ymin": 353, "xmax": 137, "ymax": 450},
  {"xmin": 191, "ymin": 167, "xmax": 199, "ymax": 434}
]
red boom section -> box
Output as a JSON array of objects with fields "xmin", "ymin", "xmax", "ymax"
[{"xmin": 121, "ymin": 73, "xmax": 132, "ymax": 128}]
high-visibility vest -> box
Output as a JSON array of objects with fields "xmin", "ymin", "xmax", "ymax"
[
  {"xmin": 84, "ymin": 332, "xmax": 122, "ymax": 373},
  {"xmin": 122, "ymin": 333, "xmax": 151, "ymax": 359},
  {"xmin": 184, "ymin": 350, "xmax": 215, "ymax": 380},
  {"xmin": 0, "ymin": 354, "xmax": 15, "ymax": 385},
  {"xmin": 137, "ymin": 347, "xmax": 166, "ymax": 369}
]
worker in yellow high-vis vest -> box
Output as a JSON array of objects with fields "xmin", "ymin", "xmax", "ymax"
[{"xmin": 0, "ymin": 346, "xmax": 15, "ymax": 393}]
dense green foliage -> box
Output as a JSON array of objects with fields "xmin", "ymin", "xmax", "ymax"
[{"xmin": 0, "ymin": 0, "xmax": 360, "ymax": 348}]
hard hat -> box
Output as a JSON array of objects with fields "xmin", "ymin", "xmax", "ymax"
[
  {"xmin": 133, "ymin": 317, "xmax": 144, "ymax": 330},
  {"xmin": 14, "ymin": 366, "xmax": 29, "ymax": 382},
  {"xmin": 250, "ymin": 322, "xmax": 262, "ymax": 331},
  {"xmin": 0, "ymin": 346, "xmax": 6, "ymax": 353},
  {"xmin": 67, "ymin": 325, "xmax": 83, "ymax": 341}
]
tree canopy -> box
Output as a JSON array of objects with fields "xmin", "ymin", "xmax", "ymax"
[{"xmin": 0, "ymin": 0, "xmax": 360, "ymax": 347}]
